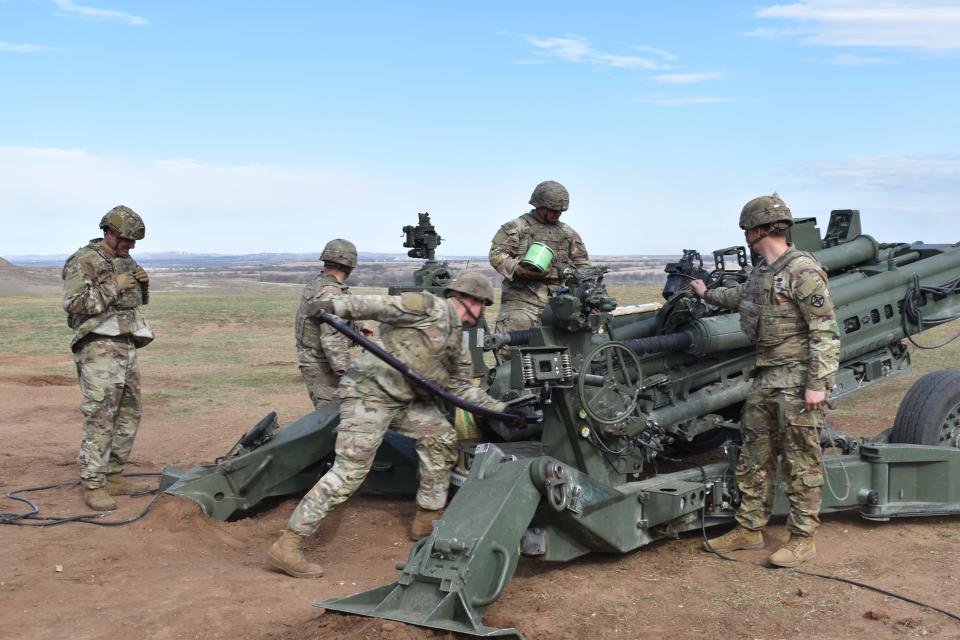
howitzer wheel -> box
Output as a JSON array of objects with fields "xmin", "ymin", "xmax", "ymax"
[
  {"xmin": 890, "ymin": 370, "xmax": 960, "ymax": 448},
  {"xmin": 577, "ymin": 342, "xmax": 642, "ymax": 425}
]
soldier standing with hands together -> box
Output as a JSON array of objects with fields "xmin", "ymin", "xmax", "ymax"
[{"xmin": 62, "ymin": 206, "xmax": 153, "ymax": 511}]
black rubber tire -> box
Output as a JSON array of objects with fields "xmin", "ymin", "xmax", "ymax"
[{"xmin": 890, "ymin": 371, "xmax": 960, "ymax": 447}]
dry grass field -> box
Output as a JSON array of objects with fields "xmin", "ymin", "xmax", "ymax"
[{"xmin": 2, "ymin": 269, "xmax": 959, "ymax": 640}]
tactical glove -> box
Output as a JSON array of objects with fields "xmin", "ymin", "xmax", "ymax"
[
  {"xmin": 515, "ymin": 264, "xmax": 547, "ymax": 280},
  {"xmin": 132, "ymin": 266, "xmax": 149, "ymax": 285},
  {"xmin": 113, "ymin": 272, "xmax": 138, "ymax": 292}
]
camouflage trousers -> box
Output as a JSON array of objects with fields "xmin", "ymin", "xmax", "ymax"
[
  {"xmin": 73, "ymin": 336, "xmax": 142, "ymax": 490},
  {"xmin": 299, "ymin": 364, "xmax": 340, "ymax": 408},
  {"xmin": 736, "ymin": 385, "xmax": 824, "ymax": 536},
  {"xmin": 288, "ymin": 394, "xmax": 458, "ymax": 536},
  {"xmin": 493, "ymin": 299, "xmax": 543, "ymax": 360}
]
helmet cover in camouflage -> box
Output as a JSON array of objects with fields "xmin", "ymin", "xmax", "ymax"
[
  {"xmin": 445, "ymin": 271, "xmax": 495, "ymax": 306},
  {"xmin": 739, "ymin": 193, "xmax": 793, "ymax": 230},
  {"xmin": 320, "ymin": 238, "xmax": 358, "ymax": 269},
  {"xmin": 99, "ymin": 205, "xmax": 146, "ymax": 240},
  {"xmin": 529, "ymin": 180, "xmax": 570, "ymax": 212}
]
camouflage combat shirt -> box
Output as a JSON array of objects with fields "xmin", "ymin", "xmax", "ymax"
[
  {"xmin": 295, "ymin": 273, "xmax": 358, "ymax": 373},
  {"xmin": 330, "ymin": 291, "xmax": 507, "ymax": 410},
  {"xmin": 62, "ymin": 239, "xmax": 153, "ymax": 351},
  {"xmin": 489, "ymin": 211, "xmax": 590, "ymax": 308},
  {"xmin": 702, "ymin": 247, "xmax": 840, "ymax": 391}
]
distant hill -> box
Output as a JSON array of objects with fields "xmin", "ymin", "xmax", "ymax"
[
  {"xmin": 5, "ymin": 251, "xmax": 489, "ymax": 268},
  {"xmin": 0, "ymin": 257, "xmax": 13, "ymax": 268}
]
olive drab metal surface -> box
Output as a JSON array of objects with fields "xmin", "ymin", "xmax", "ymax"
[{"xmin": 162, "ymin": 209, "xmax": 960, "ymax": 639}]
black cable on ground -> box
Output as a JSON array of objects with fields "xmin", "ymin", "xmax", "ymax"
[
  {"xmin": 678, "ymin": 457, "xmax": 960, "ymax": 625},
  {"xmin": 0, "ymin": 472, "xmax": 162, "ymax": 527},
  {"xmin": 792, "ymin": 566, "xmax": 960, "ymax": 623}
]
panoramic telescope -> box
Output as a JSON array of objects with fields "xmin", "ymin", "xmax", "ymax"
[{"xmin": 162, "ymin": 209, "xmax": 960, "ymax": 640}]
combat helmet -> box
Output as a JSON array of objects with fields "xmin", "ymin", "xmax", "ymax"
[
  {"xmin": 444, "ymin": 271, "xmax": 495, "ymax": 306},
  {"xmin": 320, "ymin": 238, "xmax": 358, "ymax": 269},
  {"xmin": 100, "ymin": 205, "xmax": 145, "ymax": 240},
  {"xmin": 529, "ymin": 180, "xmax": 570, "ymax": 212},
  {"xmin": 739, "ymin": 193, "xmax": 793, "ymax": 230}
]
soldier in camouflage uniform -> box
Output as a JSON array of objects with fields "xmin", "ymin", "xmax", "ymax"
[
  {"xmin": 691, "ymin": 194, "xmax": 840, "ymax": 568},
  {"xmin": 62, "ymin": 206, "xmax": 154, "ymax": 511},
  {"xmin": 295, "ymin": 239, "xmax": 362, "ymax": 408},
  {"xmin": 266, "ymin": 272, "xmax": 511, "ymax": 578},
  {"xmin": 489, "ymin": 181, "xmax": 590, "ymax": 357}
]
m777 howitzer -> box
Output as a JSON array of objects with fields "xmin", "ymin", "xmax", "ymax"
[
  {"xmin": 317, "ymin": 209, "xmax": 960, "ymax": 639},
  {"xmin": 160, "ymin": 209, "xmax": 960, "ymax": 639}
]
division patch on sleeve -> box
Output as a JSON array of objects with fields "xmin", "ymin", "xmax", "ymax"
[{"xmin": 401, "ymin": 291, "xmax": 429, "ymax": 312}]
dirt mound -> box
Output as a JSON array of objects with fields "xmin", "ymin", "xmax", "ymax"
[
  {"xmin": 0, "ymin": 256, "xmax": 13, "ymax": 268},
  {"xmin": 267, "ymin": 612, "xmax": 459, "ymax": 640},
  {"xmin": 19, "ymin": 374, "xmax": 75, "ymax": 386}
]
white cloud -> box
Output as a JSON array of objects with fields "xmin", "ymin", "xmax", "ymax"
[
  {"xmin": 0, "ymin": 147, "xmax": 531, "ymax": 256},
  {"xmin": 753, "ymin": 1, "xmax": 960, "ymax": 51},
  {"xmin": 827, "ymin": 52, "xmax": 892, "ymax": 64},
  {"xmin": 0, "ymin": 40, "xmax": 47, "ymax": 53},
  {"xmin": 52, "ymin": 0, "xmax": 147, "ymax": 26},
  {"xmin": 800, "ymin": 154, "xmax": 960, "ymax": 190},
  {"xmin": 634, "ymin": 95, "xmax": 734, "ymax": 105},
  {"xmin": 651, "ymin": 71, "xmax": 722, "ymax": 84},
  {"xmin": 523, "ymin": 34, "xmax": 669, "ymax": 70},
  {"xmin": 630, "ymin": 44, "xmax": 679, "ymax": 61}
]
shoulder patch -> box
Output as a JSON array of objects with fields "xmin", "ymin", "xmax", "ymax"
[
  {"xmin": 794, "ymin": 272, "xmax": 827, "ymax": 301},
  {"xmin": 401, "ymin": 291, "xmax": 430, "ymax": 313},
  {"xmin": 492, "ymin": 228, "xmax": 512, "ymax": 244}
]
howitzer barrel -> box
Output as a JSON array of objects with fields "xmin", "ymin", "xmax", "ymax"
[
  {"xmin": 831, "ymin": 245, "xmax": 960, "ymax": 362},
  {"xmin": 632, "ymin": 241, "xmax": 960, "ymax": 361},
  {"xmin": 814, "ymin": 234, "xmax": 879, "ymax": 271},
  {"xmin": 831, "ymin": 245, "xmax": 960, "ymax": 308}
]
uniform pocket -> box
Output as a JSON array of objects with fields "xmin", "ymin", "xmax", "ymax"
[
  {"xmin": 802, "ymin": 473, "xmax": 824, "ymax": 488},
  {"xmin": 756, "ymin": 307, "xmax": 806, "ymax": 347},
  {"xmin": 79, "ymin": 375, "xmax": 106, "ymax": 402}
]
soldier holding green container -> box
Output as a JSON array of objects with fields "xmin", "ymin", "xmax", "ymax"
[{"xmin": 488, "ymin": 181, "xmax": 590, "ymax": 357}]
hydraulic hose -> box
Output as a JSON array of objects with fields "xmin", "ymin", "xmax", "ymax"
[{"xmin": 314, "ymin": 310, "xmax": 534, "ymax": 425}]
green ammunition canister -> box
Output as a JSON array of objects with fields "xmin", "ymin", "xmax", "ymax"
[{"xmin": 520, "ymin": 242, "xmax": 554, "ymax": 272}]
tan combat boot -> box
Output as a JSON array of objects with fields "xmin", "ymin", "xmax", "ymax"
[
  {"xmin": 265, "ymin": 531, "xmax": 324, "ymax": 578},
  {"xmin": 703, "ymin": 525, "xmax": 764, "ymax": 552},
  {"xmin": 769, "ymin": 535, "xmax": 816, "ymax": 568},
  {"xmin": 84, "ymin": 487, "xmax": 117, "ymax": 511},
  {"xmin": 409, "ymin": 508, "xmax": 441, "ymax": 541},
  {"xmin": 105, "ymin": 474, "xmax": 152, "ymax": 496}
]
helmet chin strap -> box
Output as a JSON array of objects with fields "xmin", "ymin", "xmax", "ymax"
[
  {"xmin": 746, "ymin": 227, "xmax": 768, "ymax": 249},
  {"xmin": 458, "ymin": 296, "xmax": 482, "ymax": 325}
]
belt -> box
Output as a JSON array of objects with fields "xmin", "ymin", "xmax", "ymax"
[{"xmin": 74, "ymin": 333, "xmax": 134, "ymax": 351}]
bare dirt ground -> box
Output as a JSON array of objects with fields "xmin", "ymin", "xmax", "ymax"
[{"xmin": 2, "ymin": 277, "xmax": 959, "ymax": 640}]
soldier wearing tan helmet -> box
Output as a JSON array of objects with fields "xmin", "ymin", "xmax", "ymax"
[
  {"xmin": 62, "ymin": 205, "xmax": 154, "ymax": 511},
  {"xmin": 266, "ymin": 271, "xmax": 507, "ymax": 579},
  {"xmin": 489, "ymin": 181, "xmax": 590, "ymax": 358},
  {"xmin": 690, "ymin": 193, "xmax": 839, "ymax": 568},
  {"xmin": 295, "ymin": 239, "xmax": 364, "ymax": 408}
]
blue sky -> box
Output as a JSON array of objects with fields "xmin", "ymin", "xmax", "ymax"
[{"xmin": 1, "ymin": 1, "xmax": 958, "ymax": 256}]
